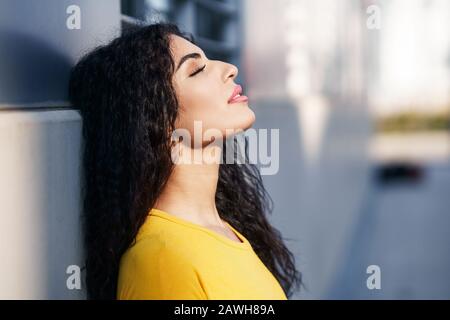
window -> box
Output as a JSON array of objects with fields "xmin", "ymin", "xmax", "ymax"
[{"xmin": 120, "ymin": 0, "xmax": 243, "ymax": 82}]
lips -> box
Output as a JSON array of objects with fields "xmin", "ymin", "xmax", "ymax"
[{"xmin": 228, "ymin": 84, "xmax": 249, "ymax": 104}]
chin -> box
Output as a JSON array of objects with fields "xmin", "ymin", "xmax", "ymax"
[
  {"xmin": 233, "ymin": 112, "xmax": 255, "ymax": 133},
  {"xmin": 218, "ymin": 107, "xmax": 256, "ymax": 137},
  {"xmin": 242, "ymin": 107, "xmax": 256, "ymax": 130}
]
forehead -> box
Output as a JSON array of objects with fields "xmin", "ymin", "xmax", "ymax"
[{"xmin": 169, "ymin": 34, "xmax": 204, "ymax": 61}]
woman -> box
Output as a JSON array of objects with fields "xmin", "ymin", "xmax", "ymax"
[{"xmin": 68, "ymin": 22, "xmax": 301, "ymax": 300}]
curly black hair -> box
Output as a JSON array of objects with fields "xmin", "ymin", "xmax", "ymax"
[{"xmin": 68, "ymin": 22, "xmax": 301, "ymax": 300}]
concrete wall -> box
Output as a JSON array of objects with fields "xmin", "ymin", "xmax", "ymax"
[{"xmin": 0, "ymin": 0, "xmax": 121, "ymax": 299}]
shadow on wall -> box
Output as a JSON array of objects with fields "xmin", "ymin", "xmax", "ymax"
[
  {"xmin": 0, "ymin": 30, "xmax": 72, "ymax": 105},
  {"xmin": 0, "ymin": 28, "xmax": 85, "ymax": 299}
]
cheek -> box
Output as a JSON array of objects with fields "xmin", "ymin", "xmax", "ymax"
[{"xmin": 177, "ymin": 84, "xmax": 223, "ymax": 124}]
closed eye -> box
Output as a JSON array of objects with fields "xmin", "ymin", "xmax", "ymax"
[{"xmin": 189, "ymin": 64, "xmax": 206, "ymax": 77}]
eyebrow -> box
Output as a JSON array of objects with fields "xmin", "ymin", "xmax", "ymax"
[{"xmin": 176, "ymin": 52, "xmax": 202, "ymax": 72}]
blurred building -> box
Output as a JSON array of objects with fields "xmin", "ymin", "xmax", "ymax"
[
  {"xmin": 371, "ymin": 0, "xmax": 450, "ymax": 116},
  {"xmin": 243, "ymin": 0, "xmax": 373, "ymax": 299}
]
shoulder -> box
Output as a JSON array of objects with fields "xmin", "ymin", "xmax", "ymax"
[
  {"xmin": 126, "ymin": 215, "xmax": 202, "ymax": 266},
  {"xmin": 117, "ymin": 235, "xmax": 207, "ymax": 300},
  {"xmin": 123, "ymin": 234, "xmax": 193, "ymax": 272}
]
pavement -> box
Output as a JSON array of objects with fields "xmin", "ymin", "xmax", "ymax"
[{"xmin": 328, "ymin": 161, "xmax": 450, "ymax": 299}]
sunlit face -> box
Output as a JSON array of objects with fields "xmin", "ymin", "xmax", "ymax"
[{"xmin": 170, "ymin": 34, "xmax": 255, "ymax": 146}]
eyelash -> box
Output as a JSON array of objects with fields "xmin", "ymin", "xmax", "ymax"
[{"xmin": 189, "ymin": 64, "xmax": 206, "ymax": 77}]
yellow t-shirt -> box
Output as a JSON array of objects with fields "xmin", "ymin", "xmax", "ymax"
[{"xmin": 117, "ymin": 208, "xmax": 288, "ymax": 300}]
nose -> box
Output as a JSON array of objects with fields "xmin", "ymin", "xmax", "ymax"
[{"xmin": 222, "ymin": 62, "xmax": 238, "ymax": 83}]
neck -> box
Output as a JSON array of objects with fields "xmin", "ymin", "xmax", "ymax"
[{"xmin": 154, "ymin": 142, "xmax": 224, "ymax": 227}]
